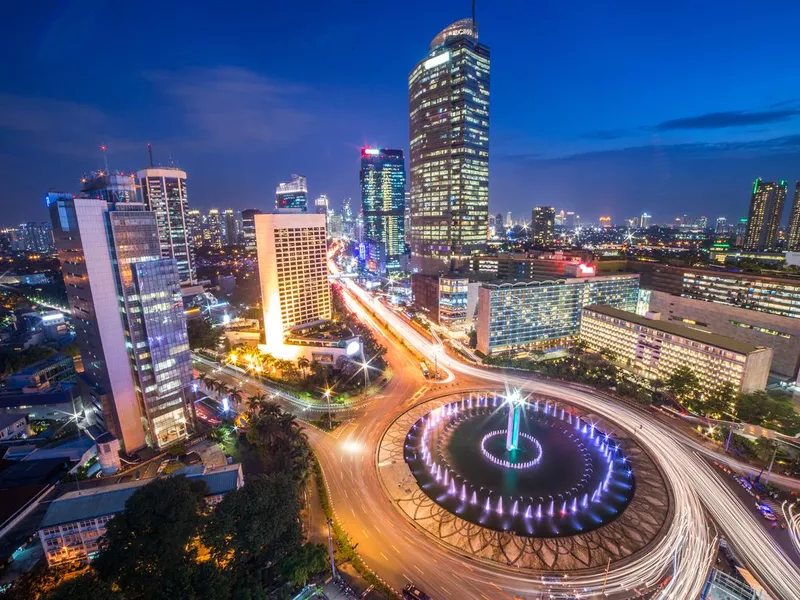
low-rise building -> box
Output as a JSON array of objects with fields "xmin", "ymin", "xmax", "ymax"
[
  {"xmin": 0, "ymin": 414, "xmax": 28, "ymax": 440},
  {"xmin": 38, "ymin": 463, "xmax": 244, "ymax": 566},
  {"xmin": 4, "ymin": 354, "xmax": 76, "ymax": 391},
  {"xmin": 476, "ymin": 274, "xmax": 640, "ymax": 356},
  {"xmin": 579, "ymin": 305, "xmax": 772, "ymax": 394},
  {"xmin": 411, "ymin": 273, "xmax": 476, "ymax": 328}
]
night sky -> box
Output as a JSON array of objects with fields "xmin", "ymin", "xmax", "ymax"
[{"xmin": 2, "ymin": 0, "xmax": 800, "ymax": 226}]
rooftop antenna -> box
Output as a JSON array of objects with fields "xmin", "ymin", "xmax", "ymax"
[
  {"xmin": 147, "ymin": 142, "xmax": 154, "ymax": 168},
  {"xmin": 472, "ymin": 0, "xmax": 477, "ymax": 34},
  {"xmin": 100, "ymin": 144, "xmax": 110, "ymax": 175}
]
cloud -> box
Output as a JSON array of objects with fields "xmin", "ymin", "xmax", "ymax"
[
  {"xmin": 147, "ymin": 67, "xmax": 315, "ymax": 149},
  {"xmin": 650, "ymin": 107, "xmax": 800, "ymax": 131}
]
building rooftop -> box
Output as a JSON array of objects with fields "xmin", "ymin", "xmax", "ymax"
[
  {"xmin": 583, "ymin": 305, "xmax": 765, "ymax": 355},
  {"xmin": 0, "ymin": 413, "xmax": 26, "ymax": 431},
  {"xmin": 482, "ymin": 273, "xmax": 639, "ymax": 288},
  {"xmin": 39, "ymin": 463, "xmax": 243, "ymax": 529}
]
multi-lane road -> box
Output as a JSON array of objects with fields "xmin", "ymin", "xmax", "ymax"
[{"xmin": 207, "ymin": 263, "xmax": 800, "ymax": 598}]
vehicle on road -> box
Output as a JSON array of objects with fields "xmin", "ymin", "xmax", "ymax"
[
  {"xmin": 402, "ymin": 584, "xmax": 432, "ymax": 600},
  {"xmin": 420, "ymin": 361, "xmax": 430, "ymax": 378}
]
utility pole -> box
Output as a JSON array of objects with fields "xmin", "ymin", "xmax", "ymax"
[{"xmin": 327, "ymin": 517, "xmax": 337, "ymax": 581}]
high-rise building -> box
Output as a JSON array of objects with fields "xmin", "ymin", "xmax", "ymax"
[
  {"xmin": 787, "ymin": 182, "xmax": 800, "ymax": 252},
  {"xmin": 697, "ymin": 215, "xmax": 708, "ymax": 230},
  {"xmin": 744, "ymin": 179, "xmax": 787, "ymax": 251},
  {"xmin": 18, "ymin": 222, "xmax": 54, "ymax": 254},
  {"xmin": 276, "ymin": 175, "xmax": 308, "ymax": 212},
  {"xmin": 640, "ymin": 213, "xmax": 651, "ymax": 229},
  {"xmin": 360, "ymin": 148, "xmax": 407, "ymax": 272},
  {"xmin": 314, "ymin": 194, "xmax": 329, "ymax": 215},
  {"xmin": 254, "ymin": 212, "xmax": 331, "ymax": 353},
  {"xmin": 205, "ymin": 209, "xmax": 223, "ymax": 248},
  {"xmin": 49, "ymin": 197, "xmax": 193, "ymax": 453},
  {"xmin": 186, "ymin": 209, "xmax": 204, "ymax": 247},
  {"xmin": 409, "ymin": 17, "xmax": 490, "ymax": 274},
  {"xmin": 136, "ymin": 167, "xmax": 195, "ymax": 284},
  {"xmin": 715, "ymin": 216, "xmax": 728, "ymax": 234},
  {"xmin": 555, "ymin": 210, "xmax": 566, "ymax": 227},
  {"xmin": 241, "ymin": 209, "xmax": 262, "ymax": 250},
  {"xmin": 505, "ymin": 212, "xmax": 512, "ymax": 228},
  {"xmin": 80, "ymin": 171, "xmax": 137, "ymax": 203},
  {"xmin": 531, "ymin": 206, "xmax": 555, "ymax": 248},
  {"xmin": 221, "ymin": 209, "xmax": 239, "ymax": 246}
]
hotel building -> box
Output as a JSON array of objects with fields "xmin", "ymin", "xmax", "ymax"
[
  {"xmin": 579, "ymin": 305, "xmax": 772, "ymax": 394},
  {"xmin": 254, "ymin": 212, "xmax": 331, "ymax": 352},
  {"xmin": 49, "ymin": 197, "xmax": 193, "ymax": 453},
  {"xmin": 476, "ymin": 274, "xmax": 639, "ymax": 356},
  {"xmin": 409, "ymin": 18, "xmax": 490, "ymax": 274}
]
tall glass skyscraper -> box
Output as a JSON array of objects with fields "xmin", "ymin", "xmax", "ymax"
[
  {"xmin": 409, "ymin": 17, "xmax": 490, "ymax": 274},
  {"xmin": 80, "ymin": 171, "xmax": 137, "ymax": 203},
  {"xmin": 49, "ymin": 198, "xmax": 193, "ymax": 453},
  {"xmin": 136, "ymin": 167, "xmax": 196, "ymax": 284},
  {"xmin": 787, "ymin": 182, "xmax": 800, "ymax": 252},
  {"xmin": 744, "ymin": 178, "xmax": 787, "ymax": 251},
  {"xmin": 276, "ymin": 174, "xmax": 308, "ymax": 212},
  {"xmin": 360, "ymin": 148, "xmax": 406, "ymax": 272}
]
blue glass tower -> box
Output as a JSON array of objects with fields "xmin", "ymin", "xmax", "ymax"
[{"xmin": 360, "ymin": 148, "xmax": 406, "ymax": 272}]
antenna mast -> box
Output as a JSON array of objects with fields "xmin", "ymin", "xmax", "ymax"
[
  {"xmin": 147, "ymin": 143, "xmax": 154, "ymax": 168},
  {"xmin": 472, "ymin": 0, "xmax": 477, "ymax": 33},
  {"xmin": 100, "ymin": 144, "xmax": 110, "ymax": 175}
]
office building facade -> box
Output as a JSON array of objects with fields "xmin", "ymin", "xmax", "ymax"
[
  {"xmin": 254, "ymin": 212, "xmax": 331, "ymax": 350},
  {"xmin": 360, "ymin": 148, "xmax": 407, "ymax": 272},
  {"xmin": 276, "ymin": 174, "xmax": 308, "ymax": 212},
  {"xmin": 476, "ymin": 274, "xmax": 639, "ymax": 356},
  {"xmin": 531, "ymin": 206, "xmax": 556, "ymax": 248},
  {"xmin": 744, "ymin": 179, "xmax": 787, "ymax": 251},
  {"xmin": 80, "ymin": 171, "xmax": 137, "ymax": 204},
  {"xmin": 204, "ymin": 209, "xmax": 223, "ymax": 248},
  {"xmin": 241, "ymin": 209, "xmax": 262, "ymax": 250},
  {"xmin": 580, "ymin": 305, "xmax": 772, "ymax": 395},
  {"xmin": 49, "ymin": 198, "xmax": 193, "ymax": 452},
  {"xmin": 409, "ymin": 18, "xmax": 490, "ymax": 274},
  {"xmin": 222, "ymin": 209, "xmax": 240, "ymax": 246},
  {"xmin": 787, "ymin": 182, "xmax": 800, "ymax": 252},
  {"xmin": 186, "ymin": 209, "xmax": 204, "ymax": 247},
  {"xmin": 136, "ymin": 167, "xmax": 195, "ymax": 284}
]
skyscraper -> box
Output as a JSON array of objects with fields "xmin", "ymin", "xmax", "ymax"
[
  {"xmin": 360, "ymin": 148, "xmax": 407, "ymax": 272},
  {"xmin": 276, "ymin": 175, "xmax": 308, "ymax": 212},
  {"xmin": 787, "ymin": 182, "xmax": 800, "ymax": 252},
  {"xmin": 531, "ymin": 206, "xmax": 555, "ymax": 248},
  {"xmin": 744, "ymin": 179, "xmax": 787, "ymax": 251},
  {"xmin": 254, "ymin": 212, "xmax": 331, "ymax": 353},
  {"xmin": 715, "ymin": 216, "xmax": 728, "ymax": 234},
  {"xmin": 49, "ymin": 197, "xmax": 193, "ymax": 452},
  {"xmin": 205, "ymin": 209, "xmax": 223, "ymax": 248},
  {"xmin": 241, "ymin": 209, "xmax": 262, "ymax": 250},
  {"xmin": 314, "ymin": 194, "xmax": 329, "ymax": 215},
  {"xmin": 18, "ymin": 221, "xmax": 54, "ymax": 253},
  {"xmin": 136, "ymin": 167, "xmax": 195, "ymax": 284},
  {"xmin": 186, "ymin": 209, "xmax": 204, "ymax": 247},
  {"xmin": 80, "ymin": 171, "xmax": 137, "ymax": 203},
  {"xmin": 221, "ymin": 209, "xmax": 239, "ymax": 246},
  {"xmin": 409, "ymin": 17, "xmax": 490, "ymax": 274},
  {"xmin": 640, "ymin": 213, "xmax": 651, "ymax": 229}
]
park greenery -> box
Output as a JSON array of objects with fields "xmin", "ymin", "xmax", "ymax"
[{"xmin": 11, "ymin": 400, "xmax": 328, "ymax": 600}]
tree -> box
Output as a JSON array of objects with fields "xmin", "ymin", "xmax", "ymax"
[
  {"xmin": 43, "ymin": 572, "xmax": 116, "ymax": 600},
  {"xmin": 703, "ymin": 382, "xmax": 736, "ymax": 418},
  {"xmin": 247, "ymin": 393, "xmax": 267, "ymax": 415},
  {"xmin": 228, "ymin": 387, "xmax": 243, "ymax": 410},
  {"xmin": 665, "ymin": 366, "xmax": 700, "ymax": 404},
  {"xmin": 258, "ymin": 399, "xmax": 283, "ymax": 417},
  {"xmin": 203, "ymin": 474, "xmax": 302, "ymax": 573},
  {"xmin": 93, "ymin": 476, "xmax": 208, "ymax": 600},
  {"xmin": 279, "ymin": 543, "xmax": 328, "ymax": 587},
  {"xmin": 187, "ymin": 318, "xmax": 220, "ymax": 350},
  {"xmin": 297, "ymin": 356, "xmax": 310, "ymax": 378}
]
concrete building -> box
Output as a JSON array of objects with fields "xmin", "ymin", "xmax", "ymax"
[
  {"xmin": 254, "ymin": 212, "xmax": 330, "ymax": 354},
  {"xmin": 0, "ymin": 414, "xmax": 29, "ymax": 441},
  {"xmin": 531, "ymin": 207, "xmax": 555, "ymax": 248},
  {"xmin": 411, "ymin": 273, "xmax": 475, "ymax": 328},
  {"xmin": 472, "ymin": 251, "xmax": 594, "ymax": 280},
  {"xmin": 38, "ymin": 464, "xmax": 244, "ymax": 566},
  {"xmin": 580, "ymin": 305, "xmax": 772, "ymax": 394},
  {"xmin": 80, "ymin": 171, "xmax": 137, "ymax": 204},
  {"xmin": 204, "ymin": 209, "xmax": 223, "ymax": 248},
  {"xmin": 409, "ymin": 17, "xmax": 490, "ymax": 274},
  {"xmin": 136, "ymin": 167, "xmax": 196, "ymax": 284},
  {"xmin": 476, "ymin": 274, "xmax": 640, "ymax": 356},
  {"xmin": 744, "ymin": 179, "xmax": 787, "ymax": 251},
  {"xmin": 241, "ymin": 209, "xmax": 261, "ymax": 250},
  {"xmin": 647, "ymin": 290, "xmax": 800, "ymax": 379},
  {"xmin": 4, "ymin": 354, "xmax": 76, "ymax": 391},
  {"xmin": 788, "ymin": 181, "xmax": 800, "ymax": 252},
  {"xmin": 49, "ymin": 197, "xmax": 193, "ymax": 454},
  {"xmin": 276, "ymin": 175, "xmax": 308, "ymax": 212}
]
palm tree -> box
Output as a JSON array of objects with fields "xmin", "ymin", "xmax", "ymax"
[
  {"xmin": 297, "ymin": 357, "xmax": 310, "ymax": 378},
  {"xmin": 197, "ymin": 372, "xmax": 209, "ymax": 389},
  {"xmin": 258, "ymin": 400, "xmax": 282, "ymax": 417},
  {"xmin": 247, "ymin": 394, "xmax": 267, "ymax": 415},
  {"xmin": 229, "ymin": 387, "xmax": 244, "ymax": 410}
]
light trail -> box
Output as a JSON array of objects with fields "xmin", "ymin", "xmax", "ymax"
[
  {"xmin": 782, "ymin": 500, "xmax": 800, "ymax": 559},
  {"xmin": 337, "ymin": 273, "xmax": 800, "ymax": 599}
]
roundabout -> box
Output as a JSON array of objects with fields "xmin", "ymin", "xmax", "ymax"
[{"xmin": 379, "ymin": 389, "xmax": 672, "ymax": 571}]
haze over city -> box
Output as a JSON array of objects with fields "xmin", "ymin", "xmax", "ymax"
[{"xmin": 2, "ymin": 0, "xmax": 800, "ymax": 223}]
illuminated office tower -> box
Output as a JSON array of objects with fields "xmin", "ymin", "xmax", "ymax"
[
  {"xmin": 80, "ymin": 171, "xmax": 137, "ymax": 203},
  {"xmin": 136, "ymin": 167, "xmax": 195, "ymax": 284},
  {"xmin": 697, "ymin": 215, "xmax": 708, "ymax": 230},
  {"xmin": 254, "ymin": 212, "xmax": 331, "ymax": 352},
  {"xmin": 276, "ymin": 174, "xmax": 308, "ymax": 212},
  {"xmin": 49, "ymin": 197, "xmax": 193, "ymax": 453},
  {"xmin": 205, "ymin": 209, "xmax": 223, "ymax": 248},
  {"xmin": 715, "ymin": 216, "xmax": 727, "ymax": 234},
  {"xmin": 640, "ymin": 213, "xmax": 651, "ymax": 229},
  {"xmin": 505, "ymin": 212, "xmax": 512, "ymax": 228},
  {"xmin": 221, "ymin": 209, "xmax": 239, "ymax": 246},
  {"xmin": 314, "ymin": 194, "xmax": 329, "ymax": 215},
  {"xmin": 241, "ymin": 209, "xmax": 262, "ymax": 250},
  {"xmin": 744, "ymin": 179, "xmax": 787, "ymax": 251},
  {"xmin": 409, "ymin": 17, "xmax": 490, "ymax": 274},
  {"xmin": 186, "ymin": 209, "xmax": 204, "ymax": 247},
  {"xmin": 531, "ymin": 206, "xmax": 555, "ymax": 248},
  {"xmin": 360, "ymin": 148, "xmax": 407, "ymax": 272},
  {"xmin": 787, "ymin": 182, "xmax": 800, "ymax": 251}
]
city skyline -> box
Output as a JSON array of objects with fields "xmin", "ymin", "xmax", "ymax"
[{"xmin": 2, "ymin": 2, "xmax": 800, "ymax": 224}]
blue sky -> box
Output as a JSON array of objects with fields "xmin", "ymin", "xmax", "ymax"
[{"xmin": 1, "ymin": 0, "xmax": 799, "ymax": 225}]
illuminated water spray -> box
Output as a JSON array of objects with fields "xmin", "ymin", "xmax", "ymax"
[{"xmin": 505, "ymin": 389, "xmax": 524, "ymax": 451}]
